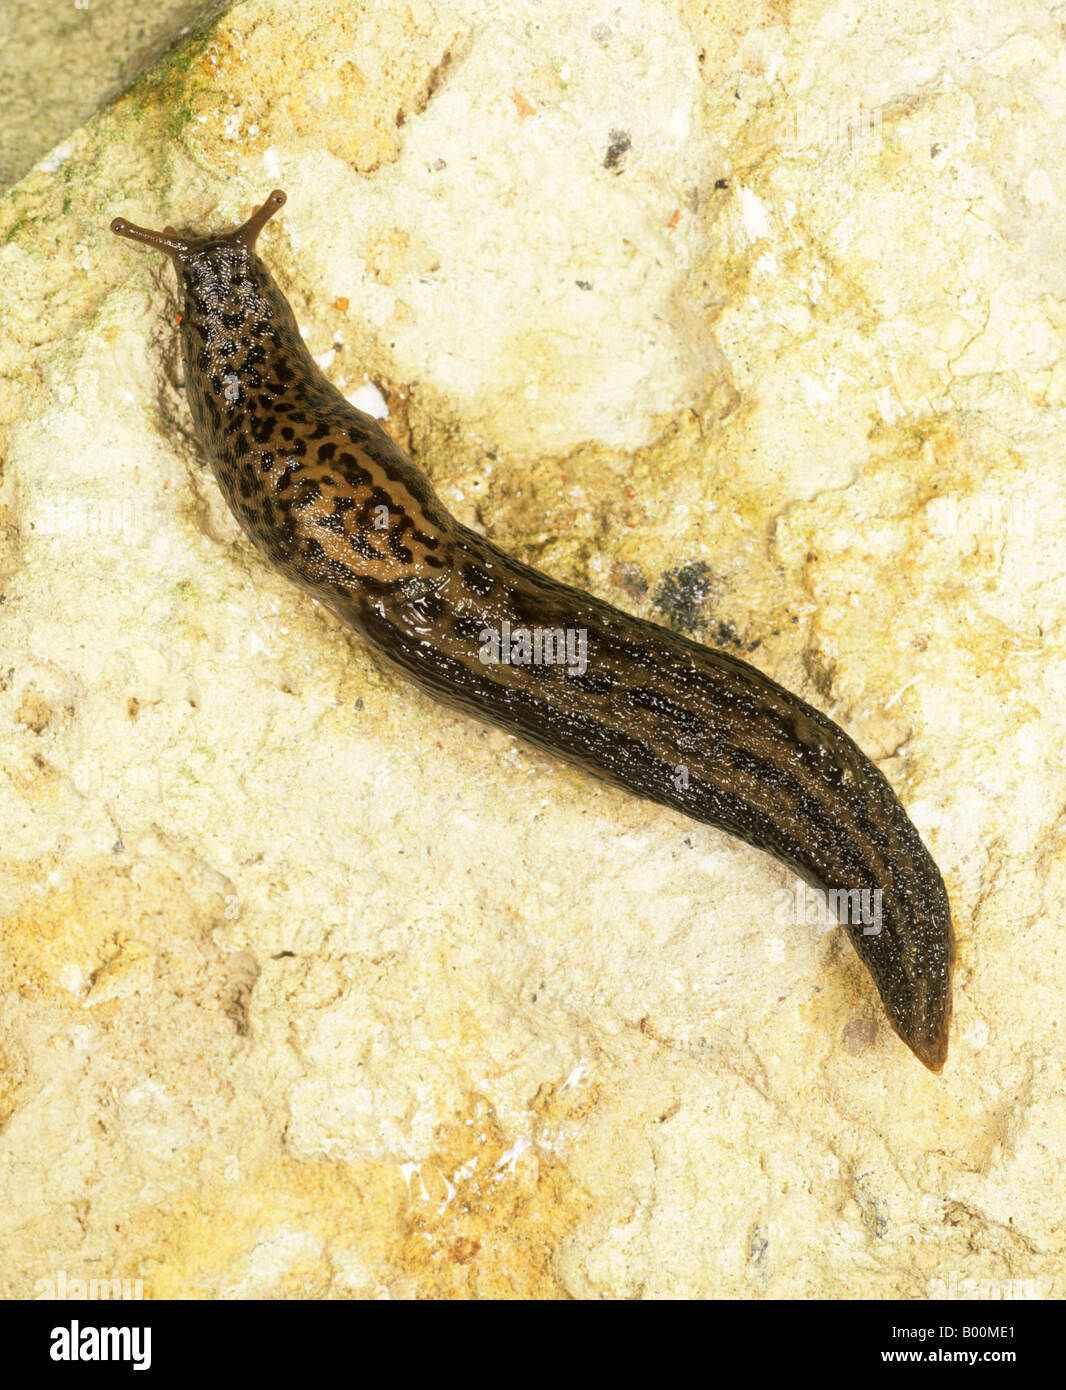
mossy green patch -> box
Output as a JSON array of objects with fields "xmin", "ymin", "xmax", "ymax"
[{"xmin": 111, "ymin": 6, "xmax": 234, "ymax": 149}]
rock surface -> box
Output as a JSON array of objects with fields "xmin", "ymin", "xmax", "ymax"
[
  {"xmin": 1, "ymin": 0, "xmax": 229, "ymax": 190},
  {"xmin": 0, "ymin": 0, "xmax": 1062, "ymax": 1298}
]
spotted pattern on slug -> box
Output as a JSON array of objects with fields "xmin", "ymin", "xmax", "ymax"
[{"xmin": 112, "ymin": 191, "xmax": 954, "ymax": 1071}]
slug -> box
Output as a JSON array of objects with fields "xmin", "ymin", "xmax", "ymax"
[{"xmin": 111, "ymin": 190, "xmax": 954, "ymax": 1070}]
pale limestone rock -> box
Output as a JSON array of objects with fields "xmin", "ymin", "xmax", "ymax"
[{"xmin": 0, "ymin": 0, "xmax": 1063, "ymax": 1299}]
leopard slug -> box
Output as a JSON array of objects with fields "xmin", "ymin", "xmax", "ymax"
[{"xmin": 111, "ymin": 189, "xmax": 954, "ymax": 1070}]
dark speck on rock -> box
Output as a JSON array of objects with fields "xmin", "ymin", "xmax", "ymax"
[
  {"xmin": 654, "ymin": 561, "xmax": 716, "ymax": 634},
  {"xmin": 604, "ymin": 129, "xmax": 631, "ymax": 172},
  {"xmin": 711, "ymin": 618, "xmax": 759, "ymax": 653}
]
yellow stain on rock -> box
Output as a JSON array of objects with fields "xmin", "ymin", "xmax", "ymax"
[
  {"xmin": 131, "ymin": 1153, "xmax": 405, "ymax": 1299},
  {"xmin": 391, "ymin": 1093, "xmax": 593, "ymax": 1299},
  {"xmin": 119, "ymin": 1090, "xmax": 592, "ymax": 1299},
  {"xmin": 0, "ymin": 858, "xmax": 226, "ymax": 1005},
  {"xmin": 0, "ymin": 869, "xmax": 133, "ymax": 1004}
]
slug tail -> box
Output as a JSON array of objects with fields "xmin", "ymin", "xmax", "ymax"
[
  {"xmin": 901, "ymin": 1017, "xmax": 949, "ymax": 1073},
  {"xmin": 904, "ymin": 944, "xmax": 953, "ymax": 1073},
  {"xmin": 917, "ymin": 1033, "xmax": 948, "ymax": 1073},
  {"xmin": 864, "ymin": 884, "xmax": 953, "ymax": 1072}
]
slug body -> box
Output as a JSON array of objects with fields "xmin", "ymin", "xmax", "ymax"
[{"xmin": 112, "ymin": 191, "xmax": 953, "ymax": 1070}]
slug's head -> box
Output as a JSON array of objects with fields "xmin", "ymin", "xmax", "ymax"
[
  {"xmin": 110, "ymin": 190, "xmax": 288, "ymax": 315},
  {"xmin": 111, "ymin": 188, "xmax": 286, "ymax": 262}
]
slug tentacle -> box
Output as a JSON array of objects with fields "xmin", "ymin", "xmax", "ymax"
[
  {"xmin": 230, "ymin": 188, "xmax": 287, "ymax": 248},
  {"xmin": 111, "ymin": 190, "xmax": 954, "ymax": 1071},
  {"xmin": 110, "ymin": 189, "xmax": 286, "ymax": 262},
  {"xmin": 110, "ymin": 217, "xmax": 195, "ymax": 260}
]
